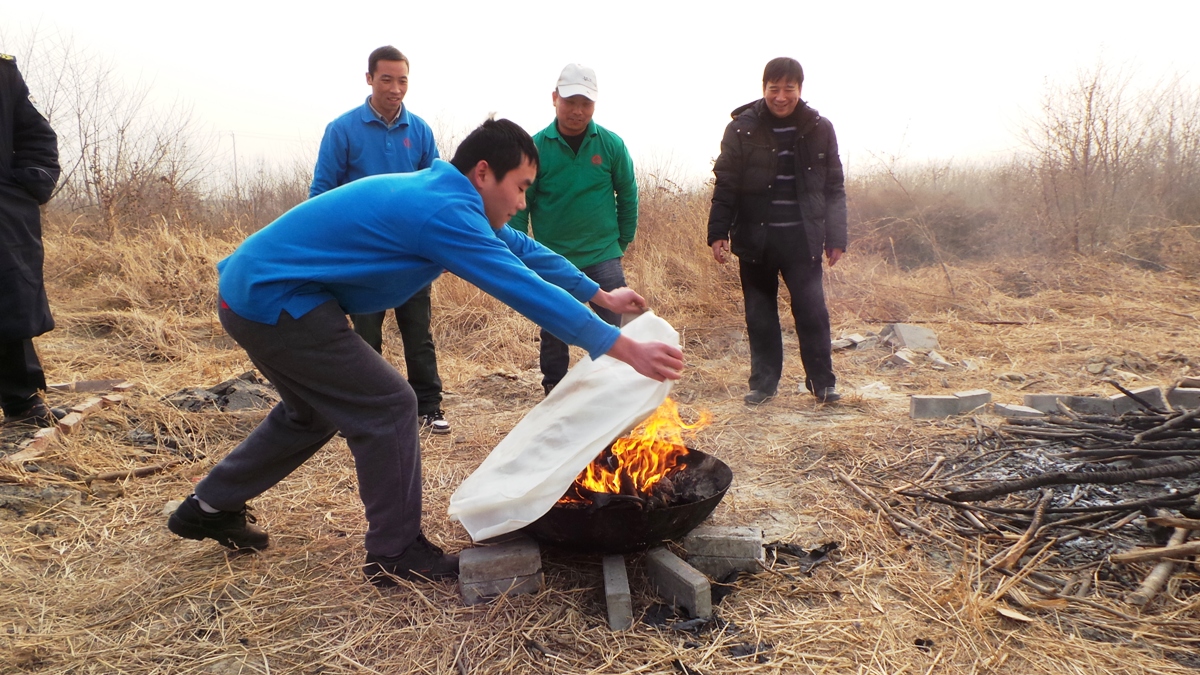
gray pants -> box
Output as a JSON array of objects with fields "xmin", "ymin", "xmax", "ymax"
[{"xmin": 196, "ymin": 299, "xmax": 421, "ymax": 557}]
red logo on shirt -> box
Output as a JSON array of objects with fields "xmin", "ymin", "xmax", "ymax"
[
  {"xmin": 591, "ymin": 154, "xmax": 602, "ymax": 165},
  {"xmin": 404, "ymin": 137, "xmax": 412, "ymax": 149}
]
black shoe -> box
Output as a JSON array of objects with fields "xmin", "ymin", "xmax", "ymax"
[
  {"xmin": 364, "ymin": 533, "xmax": 459, "ymax": 587},
  {"xmin": 4, "ymin": 401, "xmax": 67, "ymax": 428},
  {"xmin": 543, "ymin": 383, "xmax": 557, "ymax": 397},
  {"xmin": 419, "ymin": 410, "xmax": 451, "ymax": 435},
  {"xmin": 743, "ymin": 390, "xmax": 776, "ymax": 406},
  {"xmin": 815, "ymin": 387, "xmax": 842, "ymax": 403},
  {"xmin": 167, "ymin": 495, "xmax": 269, "ymax": 551}
]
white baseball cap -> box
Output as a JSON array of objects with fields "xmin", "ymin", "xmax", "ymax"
[{"xmin": 556, "ymin": 63, "xmax": 599, "ymax": 101}]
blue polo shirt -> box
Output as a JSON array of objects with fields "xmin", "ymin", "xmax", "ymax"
[
  {"xmin": 220, "ymin": 161, "xmax": 620, "ymax": 359},
  {"xmin": 309, "ymin": 98, "xmax": 439, "ymax": 197}
]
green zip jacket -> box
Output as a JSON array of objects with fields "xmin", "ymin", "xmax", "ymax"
[{"xmin": 509, "ymin": 119, "xmax": 638, "ymax": 269}]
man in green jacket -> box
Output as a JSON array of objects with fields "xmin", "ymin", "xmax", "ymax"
[{"xmin": 509, "ymin": 63, "xmax": 639, "ymax": 395}]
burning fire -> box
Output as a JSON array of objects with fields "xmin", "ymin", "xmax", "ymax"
[{"xmin": 567, "ymin": 398, "xmax": 711, "ymax": 500}]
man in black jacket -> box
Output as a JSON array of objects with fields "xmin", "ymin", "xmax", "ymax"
[
  {"xmin": 0, "ymin": 53, "xmax": 61, "ymax": 425},
  {"xmin": 707, "ymin": 57, "xmax": 847, "ymax": 406}
]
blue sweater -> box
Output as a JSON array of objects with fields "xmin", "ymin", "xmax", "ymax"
[
  {"xmin": 309, "ymin": 98, "xmax": 439, "ymax": 198},
  {"xmin": 219, "ymin": 161, "xmax": 620, "ymax": 358}
]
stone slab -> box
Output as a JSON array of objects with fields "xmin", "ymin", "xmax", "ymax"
[
  {"xmin": 682, "ymin": 525, "xmax": 763, "ymax": 559},
  {"xmin": 911, "ymin": 395, "xmax": 961, "ymax": 419},
  {"xmin": 993, "ymin": 403, "xmax": 1046, "ymax": 417},
  {"xmin": 460, "ymin": 571, "xmax": 542, "ymax": 605},
  {"xmin": 1107, "ymin": 386, "xmax": 1166, "ymax": 414},
  {"xmin": 954, "ymin": 389, "xmax": 992, "ymax": 412},
  {"xmin": 1062, "ymin": 395, "xmax": 1116, "ymax": 415},
  {"xmin": 882, "ymin": 323, "xmax": 940, "ymax": 350},
  {"xmin": 602, "ymin": 555, "xmax": 633, "ymax": 630},
  {"xmin": 459, "ymin": 534, "xmax": 541, "ymax": 584},
  {"xmin": 1168, "ymin": 388, "xmax": 1200, "ymax": 410},
  {"xmin": 645, "ymin": 547, "xmax": 711, "ymax": 619},
  {"xmin": 1023, "ymin": 393, "xmax": 1069, "ymax": 413}
]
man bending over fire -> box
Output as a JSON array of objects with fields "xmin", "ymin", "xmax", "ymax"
[{"xmin": 166, "ymin": 118, "xmax": 684, "ymax": 587}]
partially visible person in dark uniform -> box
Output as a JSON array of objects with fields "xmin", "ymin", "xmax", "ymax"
[{"xmin": 0, "ymin": 53, "xmax": 62, "ymax": 426}]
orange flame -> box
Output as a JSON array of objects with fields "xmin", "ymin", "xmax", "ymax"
[{"xmin": 571, "ymin": 398, "xmax": 711, "ymax": 498}]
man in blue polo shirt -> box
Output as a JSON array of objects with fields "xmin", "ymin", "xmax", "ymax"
[
  {"xmin": 167, "ymin": 119, "xmax": 685, "ymax": 587},
  {"xmin": 310, "ymin": 46, "xmax": 450, "ymax": 435}
]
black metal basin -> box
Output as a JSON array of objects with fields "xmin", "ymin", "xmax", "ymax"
[{"xmin": 521, "ymin": 448, "xmax": 732, "ymax": 553}]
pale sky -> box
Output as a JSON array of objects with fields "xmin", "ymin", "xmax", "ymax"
[{"xmin": 5, "ymin": 0, "xmax": 1199, "ymax": 184}]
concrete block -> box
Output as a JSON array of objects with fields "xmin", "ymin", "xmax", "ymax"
[
  {"xmin": 882, "ymin": 323, "xmax": 940, "ymax": 350},
  {"xmin": 911, "ymin": 395, "xmax": 961, "ymax": 419},
  {"xmin": 683, "ymin": 525, "xmax": 763, "ymax": 559},
  {"xmin": 830, "ymin": 338, "xmax": 855, "ymax": 351},
  {"xmin": 1168, "ymin": 388, "xmax": 1200, "ymax": 410},
  {"xmin": 993, "ymin": 403, "xmax": 1046, "ymax": 417},
  {"xmin": 645, "ymin": 547, "xmax": 711, "ymax": 619},
  {"xmin": 1062, "ymin": 395, "xmax": 1116, "ymax": 415},
  {"xmin": 927, "ymin": 350, "xmax": 953, "ymax": 370},
  {"xmin": 1181, "ymin": 377, "xmax": 1200, "ymax": 389},
  {"xmin": 459, "ymin": 534, "xmax": 540, "ymax": 584},
  {"xmin": 1107, "ymin": 386, "xmax": 1166, "ymax": 414},
  {"xmin": 954, "ymin": 389, "xmax": 992, "ymax": 412},
  {"xmin": 56, "ymin": 412, "xmax": 84, "ymax": 435},
  {"xmin": 843, "ymin": 333, "xmax": 868, "ymax": 344},
  {"xmin": 70, "ymin": 397, "xmax": 105, "ymax": 415},
  {"xmin": 855, "ymin": 336, "xmax": 880, "ymax": 350},
  {"xmin": 460, "ymin": 571, "xmax": 543, "ymax": 605},
  {"xmin": 1023, "ymin": 393, "xmax": 1068, "ymax": 413},
  {"xmin": 602, "ymin": 555, "xmax": 633, "ymax": 630},
  {"xmin": 886, "ymin": 349, "xmax": 917, "ymax": 367}
]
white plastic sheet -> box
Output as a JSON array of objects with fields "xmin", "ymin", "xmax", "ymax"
[{"xmin": 448, "ymin": 311, "xmax": 678, "ymax": 541}]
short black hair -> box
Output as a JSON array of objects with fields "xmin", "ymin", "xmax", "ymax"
[
  {"xmin": 368, "ymin": 46, "xmax": 409, "ymax": 75},
  {"xmin": 763, "ymin": 57, "xmax": 804, "ymax": 88},
  {"xmin": 450, "ymin": 118, "xmax": 540, "ymax": 182}
]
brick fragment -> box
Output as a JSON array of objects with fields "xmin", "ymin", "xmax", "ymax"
[
  {"xmin": 645, "ymin": 547, "xmax": 711, "ymax": 618},
  {"xmin": 112, "ymin": 381, "xmax": 136, "ymax": 392},
  {"xmin": 56, "ymin": 412, "xmax": 84, "ymax": 434},
  {"xmin": 910, "ymin": 395, "xmax": 961, "ymax": 419},
  {"xmin": 100, "ymin": 394, "xmax": 125, "ymax": 407},
  {"xmin": 602, "ymin": 555, "xmax": 633, "ymax": 630},
  {"xmin": 70, "ymin": 397, "xmax": 105, "ymax": 415}
]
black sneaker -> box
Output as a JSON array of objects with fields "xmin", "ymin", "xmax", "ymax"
[
  {"xmin": 543, "ymin": 383, "xmax": 557, "ymax": 397},
  {"xmin": 4, "ymin": 401, "xmax": 67, "ymax": 428},
  {"xmin": 167, "ymin": 494, "xmax": 270, "ymax": 551},
  {"xmin": 419, "ymin": 410, "xmax": 451, "ymax": 435},
  {"xmin": 363, "ymin": 533, "xmax": 459, "ymax": 587},
  {"xmin": 815, "ymin": 387, "xmax": 842, "ymax": 403},
  {"xmin": 743, "ymin": 390, "xmax": 776, "ymax": 406}
]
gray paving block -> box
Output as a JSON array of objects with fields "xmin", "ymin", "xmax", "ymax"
[
  {"xmin": 682, "ymin": 525, "xmax": 763, "ymax": 559},
  {"xmin": 1062, "ymin": 395, "xmax": 1116, "ymax": 415},
  {"xmin": 954, "ymin": 389, "xmax": 992, "ymax": 412},
  {"xmin": 459, "ymin": 534, "xmax": 541, "ymax": 584},
  {"xmin": 1107, "ymin": 386, "xmax": 1166, "ymax": 414},
  {"xmin": 1168, "ymin": 388, "xmax": 1200, "ymax": 410},
  {"xmin": 911, "ymin": 395, "xmax": 961, "ymax": 418},
  {"xmin": 882, "ymin": 323, "xmax": 940, "ymax": 350},
  {"xmin": 993, "ymin": 403, "xmax": 1046, "ymax": 417},
  {"xmin": 460, "ymin": 571, "xmax": 543, "ymax": 605},
  {"xmin": 645, "ymin": 547, "xmax": 711, "ymax": 618},
  {"xmin": 602, "ymin": 555, "xmax": 633, "ymax": 630},
  {"xmin": 1023, "ymin": 393, "xmax": 1069, "ymax": 413}
]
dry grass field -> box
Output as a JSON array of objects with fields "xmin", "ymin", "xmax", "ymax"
[{"xmin": 3, "ymin": 189, "xmax": 1200, "ymax": 674}]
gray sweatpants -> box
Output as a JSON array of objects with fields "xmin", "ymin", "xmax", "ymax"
[{"xmin": 196, "ymin": 299, "xmax": 422, "ymax": 557}]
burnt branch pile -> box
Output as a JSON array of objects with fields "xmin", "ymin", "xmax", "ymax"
[{"xmin": 848, "ymin": 406, "xmax": 1200, "ymax": 644}]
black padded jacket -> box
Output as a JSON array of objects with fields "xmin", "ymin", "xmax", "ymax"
[{"xmin": 706, "ymin": 99, "xmax": 847, "ymax": 265}]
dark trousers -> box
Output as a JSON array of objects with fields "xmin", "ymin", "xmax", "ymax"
[
  {"xmin": 0, "ymin": 338, "xmax": 46, "ymax": 416},
  {"xmin": 349, "ymin": 284, "xmax": 443, "ymax": 416},
  {"xmin": 196, "ymin": 300, "xmax": 422, "ymax": 558},
  {"xmin": 539, "ymin": 258, "xmax": 626, "ymax": 390},
  {"xmin": 739, "ymin": 249, "xmax": 835, "ymax": 396}
]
